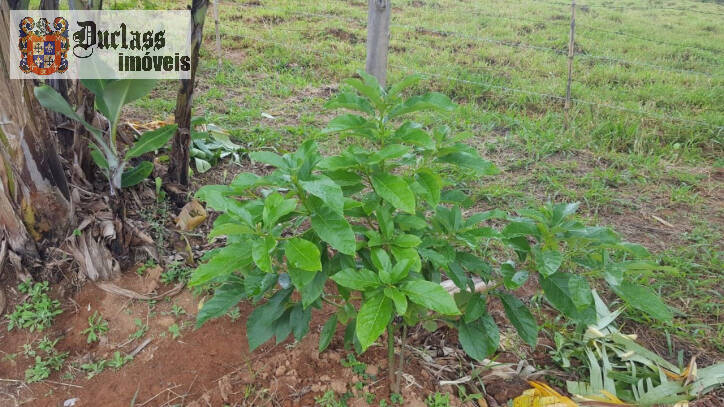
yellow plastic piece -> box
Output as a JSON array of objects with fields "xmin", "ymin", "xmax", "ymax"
[{"xmin": 512, "ymin": 381, "xmax": 578, "ymax": 407}]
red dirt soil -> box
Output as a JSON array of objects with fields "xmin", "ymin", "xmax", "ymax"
[{"xmin": 0, "ymin": 272, "xmax": 459, "ymax": 407}]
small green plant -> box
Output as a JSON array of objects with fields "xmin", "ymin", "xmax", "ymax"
[
  {"xmin": 128, "ymin": 318, "xmax": 149, "ymax": 341},
  {"xmin": 390, "ymin": 393, "xmax": 403, "ymax": 404},
  {"xmin": 107, "ymin": 351, "xmax": 132, "ymax": 370},
  {"xmin": 81, "ymin": 311, "xmax": 109, "ymax": 343},
  {"xmin": 35, "ymin": 81, "xmax": 177, "ymax": 194},
  {"xmin": 171, "ymin": 304, "xmax": 187, "ymax": 317},
  {"xmin": 81, "ymin": 359, "xmax": 107, "ymax": 378},
  {"xmin": 190, "ymin": 74, "xmax": 673, "ymax": 392},
  {"xmin": 315, "ymin": 390, "xmax": 343, "ymax": 407},
  {"xmin": 161, "ymin": 262, "xmax": 191, "ymax": 284},
  {"xmin": 168, "ymin": 323, "xmax": 181, "ymax": 339},
  {"xmin": 425, "ymin": 392, "xmax": 450, "ymax": 407},
  {"xmin": 23, "ymin": 337, "xmax": 68, "ymax": 383},
  {"xmin": 7, "ymin": 281, "xmax": 62, "ymax": 332},
  {"xmin": 341, "ymin": 354, "xmax": 368, "ymax": 378}
]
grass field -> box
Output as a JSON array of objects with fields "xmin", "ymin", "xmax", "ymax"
[{"xmin": 130, "ymin": 0, "xmax": 723, "ymax": 353}]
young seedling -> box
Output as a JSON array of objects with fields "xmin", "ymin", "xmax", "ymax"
[
  {"xmin": 23, "ymin": 337, "xmax": 68, "ymax": 383},
  {"xmin": 107, "ymin": 351, "xmax": 132, "ymax": 370},
  {"xmin": 81, "ymin": 311, "xmax": 109, "ymax": 343}
]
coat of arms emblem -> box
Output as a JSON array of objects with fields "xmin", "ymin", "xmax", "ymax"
[{"xmin": 18, "ymin": 17, "xmax": 70, "ymax": 75}]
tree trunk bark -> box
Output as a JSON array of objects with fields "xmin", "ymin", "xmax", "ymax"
[
  {"xmin": 0, "ymin": 2, "xmax": 73, "ymax": 257},
  {"xmin": 167, "ymin": 0, "xmax": 209, "ymax": 186}
]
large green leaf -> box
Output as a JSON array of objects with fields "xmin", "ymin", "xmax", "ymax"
[
  {"xmin": 310, "ymin": 201, "xmax": 356, "ymax": 255},
  {"xmin": 189, "ymin": 243, "xmax": 253, "ymax": 286},
  {"xmin": 285, "ymin": 238, "xmax": 322, "ymax": 271},
  {"xmin": 438, "ymin": 151, "xmax": 499, "ymax": 175},
  {"xmin": 125, "ymin": 124, "xmax": 177, "ymax": 159},
  {"xmin": 325, "ymin": 91, "xmax": 374, "ymax": 115},
  {"xmin": 252, "ymin": 236, "xmax": 277, "ymax": 273},
  {"xmin": 384, "ymin": 287, "xmax": 408, "ymax": 315},
  {"xmin": 196, "ymin": 278, "xmax": 246, "ymax": 328},
  {"xmin": 612, "ymin": 283, "xmax": 672, "ymax": 321},
  {"xmin": 262, "ymin": 193, "xmax": 297, "ymax": 228},
  {"xmin": 356, "ymin": 293, "xmax": 393, "ymax": 351},
  {"xmin": 388, "ymin": 92, "xmax": 456, "ymax": 118},
  {"xmin": 371, "ymin": 173, "xmax": 416, "ymax": 214},
  {"xmin": 290, "ymin": 304, "xmax": 312, "ymax": 341},
  {"xmin": 415, "ymin": 168, "xmax": 442, "ymax": 207},
  {"xmin": 499, "ymin": 293, "xmax": 538, "ymax": 347},
  {"xmin": 401, "ymin": 281, "xmax": 460, "ymax": 315},
  {"xmin": 540, "ymin": 272, "xmax": 595, "ymax": 324},
  {"xmin": 533, "ymin": 247, "xmax": 563, "ymax": 277},
  {"xmin": 247, "ymin": 288, "xmax": 292, "ymax": 350},
  {"xmin": 458, "ymin": 314, "xmax": 499, "ymax": 361},
  {"xmin": 102, "ymin": 79, "xmax": 157, "ymax": 125},
  {"xmin": 318, "ymin": 314, "xmax": 338, "ymax": 352},
  {"xmin": 249, "ymin": 151, "xmax": 288, "ymax": 169},
  {"xmin": 300, "ymin": 176, "xmax": 344, "ymax": 215},
  {"xmin": 120, "ymin": 161, "xmax": 154, "ymax": 187},
  {"xmin": 330, "ymin": 268, "xmax": 379, "ymax": 291},
  {"xmin": 344, "ymin": 73, "xmax": 384, "ymax": 110},
  {"xmin": 322, "ymin": 114, "xmax": 376, "ymax": 135},
  {"xmin": 301, "ymin": 270, "xmax": 328, "ymax": 308}
]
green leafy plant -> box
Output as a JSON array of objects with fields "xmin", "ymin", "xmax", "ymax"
[
  {"xmin": 34, "ymin": 80, "xmax": 177, "ymax": 194},
  {"xmin": 80, "ymin": 359, "xmax": 107, "ymax": 378},
  {"xmin": 107, "ymin": 351, "xmax": 133, "ymax": 370},
  {"xmin": 128, "ymin": 318, "xmax": 149, "ymax": 341},
  {"xmin": 425, "ymin": 392, "xmax": 451, "ymax": 407},
  {"xmin": 168, "ymin": 323, "xmax": 181, "ymax": 339},
  {"xmin": 189, "ymin": 73, "xmax": 672, "ymax": 392},
  {"xmin": 190, "ymin": 117, "xmax": 246, "ymax": 174},
  {"xmin": 81, "ymin": 311, "xmax": 109, "ymax": 343},
  {"xmin": 23, "ymin": 337, "xmax": 68, "ymax": 383},
  {"xmin": 7, "ymin": 281, "xmax": 62, "ymax": 332},
  {"xmin": 161, "ymin": 262, "xmax": 192, "ymax": 284}
]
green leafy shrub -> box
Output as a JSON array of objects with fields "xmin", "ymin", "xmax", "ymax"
[
  {"xmin": 190, "ymin": 73, "xmax": 672, "ymax": 390},
  {"xmin": 34, "ymin": 80, "xmax": 176, "ymax": 193},
  {"xmin": 7, "ymin": 281, "xmax": 62, "ymax": 332}
]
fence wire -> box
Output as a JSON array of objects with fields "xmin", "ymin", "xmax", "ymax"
[
  {"xmin": 235, "ymin": 31, "xmax": 723, "ymax": 132},
  {"xmin": 284, "ymin": 9, "xmax": 717, "ymax": 77}
]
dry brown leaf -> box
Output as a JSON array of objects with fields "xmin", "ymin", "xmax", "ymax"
[
  {"xmin": 69, "ymin": 233, "xmax": 119, "ymax": 281},
  {"xmin": 175, "ymin": 199, "xmax": 207, "ymax": 231}
]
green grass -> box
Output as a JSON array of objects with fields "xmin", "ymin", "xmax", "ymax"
[{"xmin": 135, "ymin": 0, "xmax": 723, "ymax": 354}]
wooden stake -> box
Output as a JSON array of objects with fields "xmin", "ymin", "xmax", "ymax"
[
  {"xmin": 365, "ymin": 0, "xmax": 391, "ymax": 86},
  {"xmin": 564, "ymin": 0, "xmax": 576, "ymax": 129}
]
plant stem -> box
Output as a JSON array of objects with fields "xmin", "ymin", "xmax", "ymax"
[
  {"xmin": 387, "ymin": 322, "xmax": 399, "ymax": 394},
  {"xmin": 396, "ymin": 324, "xmax": 407, "ymax": 391}
]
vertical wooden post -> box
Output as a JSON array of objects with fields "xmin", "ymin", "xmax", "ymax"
[
  {"xmin": 214, "ymin": 0, "xmax": 221, "ymax": 69},
  {"xmin": 564, "ymin": 0, "xmax": 576, "ymax": 128},
  {"xmin": 365, "ymin": 0, "xmax": 391, "ymax": 86}
]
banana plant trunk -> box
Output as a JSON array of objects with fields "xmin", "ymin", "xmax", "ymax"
[
  {"xmin": 168, "ymin": 0, "xmax": 208, "ymax": 186},
  {"xmin": 0, "ymin": 2, "xmax": 73, "ymax": 257}
]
